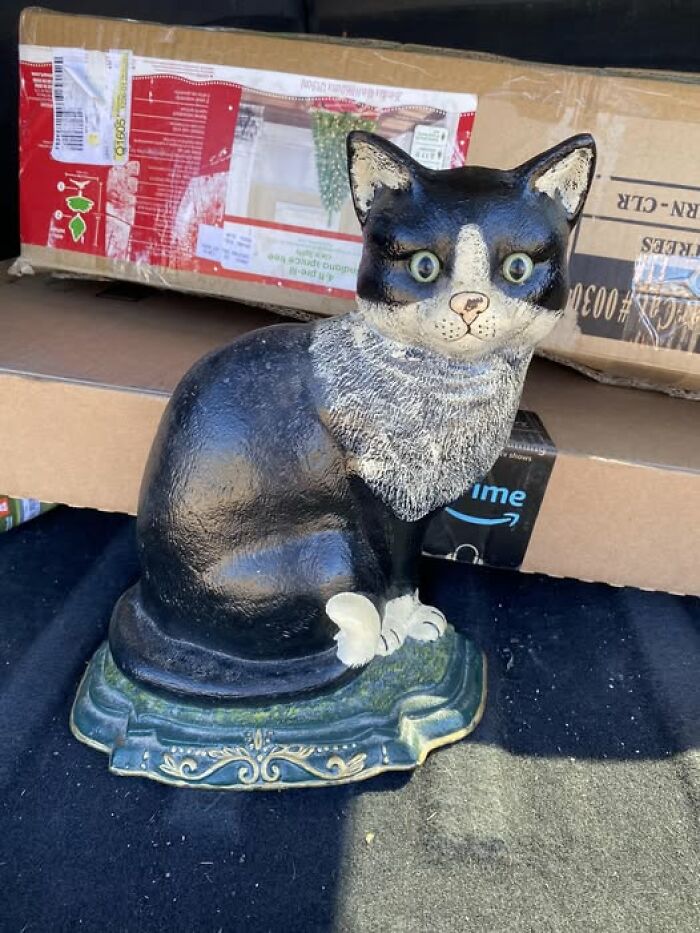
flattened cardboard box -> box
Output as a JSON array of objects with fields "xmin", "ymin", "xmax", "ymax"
[
  {"xmin": 1, "ymin": 269, "xmax": 698, "ymax": 596},
  {"xmin": 17, "ymin": 9, "xmax": 700, "ymax": 394}
]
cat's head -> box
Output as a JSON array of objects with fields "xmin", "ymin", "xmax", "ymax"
[{"xmin": 347, "ymin": 130, "xmax": 595, "ymax": 361}]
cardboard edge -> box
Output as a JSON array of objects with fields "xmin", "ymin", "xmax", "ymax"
[
  {"xmin": 17, "ymin": 245, "xmax": 344, "ymax": 321},
  {"xmin": 21, "ymin": 6, "xmax": 700, "ymax": 86},
  {"xmin": 537, "ymin": 350, "xmax": 700, "ymax": 399},
  {"xmin": 521, "ymin": 450, "xmax": 700, "ymax": 598}
]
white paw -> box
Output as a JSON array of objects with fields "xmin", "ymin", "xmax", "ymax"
[
  {"xmin": 377, "ymin": 593, "xmax": 448, "ymax": 655},
  {"xmin": 377, "ymin": 594, "xmax": 416, "ymax": 657},
  {"xmin": 406, "ymin": 604, "xmax": 447, "ymax": 642},
  {"xmin": 326, "ymin": 592, "xmax": 381, "ymax": 668}
]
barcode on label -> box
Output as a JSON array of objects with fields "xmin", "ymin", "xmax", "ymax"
[
  {"xmin": 53, "ymin": 55, "xmax": 86, "ymax": 155},
  {"xmin": 55, "ymin": 109, "xmax": 85, "ymax": 152},
  {"xmin": 411, "ymin": 125, "xmax": 449, "ymax": 170},
  {"xmin": 54, "ymin": 56, "xmax": 64, "ymax": 100}
]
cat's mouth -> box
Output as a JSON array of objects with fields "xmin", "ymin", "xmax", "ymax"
[{"xmin": 433, "ymin": 316, "xmax": 488, "ymax": 343}]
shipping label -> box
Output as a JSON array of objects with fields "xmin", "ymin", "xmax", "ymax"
[{"xmin": 51, "ymin": 49, "xmax": 131, "ymax": 166}]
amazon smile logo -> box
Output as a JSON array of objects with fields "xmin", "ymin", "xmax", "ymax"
[
  {"xmin": 444, "ymin": 482, "xmax": 527, "ymax": 527},
  {"xmin": 424, "ymin": 409, "xmax": 555, "ymax": 571}
]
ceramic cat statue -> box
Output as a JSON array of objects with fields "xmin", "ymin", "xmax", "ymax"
[{"xmin": 72, "ymin": 131, "xmax": 595, "ymax": 789}]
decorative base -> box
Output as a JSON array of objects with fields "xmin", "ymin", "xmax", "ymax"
[{"xmin": 70, "ymin": 627, "xmax": 486, "ymax": 790}]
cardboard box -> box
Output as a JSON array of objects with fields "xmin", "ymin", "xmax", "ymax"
[
  {"xmin": 1, "ymin": 268, "xmax": 698, "ymax": 596},
  {"xmin": 16, "ymin": 9, "xmax": 700, "ymax": 393},
  {"xmin": 0, "ymin": 262, "xmax": 277, "ymax": 513}
]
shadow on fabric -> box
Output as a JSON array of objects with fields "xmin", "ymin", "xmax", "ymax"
[{"xmin": 420, "ymin": 558, "xmax": 699, "ymax": 762}]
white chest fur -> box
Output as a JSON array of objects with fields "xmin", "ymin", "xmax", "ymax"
[{"xmin": 310, "ymin": 314, "xmax": 530, "ymax": 522}]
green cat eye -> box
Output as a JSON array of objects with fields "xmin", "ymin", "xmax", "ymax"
[
  {"xmin": 408, "ymin": 250, "xmax": 441, "ymax": 283},
  {"xmin": 502, "ymin": 252, "xmax": 534, "ymax": 284}
]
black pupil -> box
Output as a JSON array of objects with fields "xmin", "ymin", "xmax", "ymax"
[
  {"xmin": 416, "ymin": 254, "xmax": 436, "ymax": 279},
  {"xmin": 508, "ymin": 256, "xmax": 528, "ymax": 281}
]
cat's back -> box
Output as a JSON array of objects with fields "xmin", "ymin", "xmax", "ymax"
[
  {"xmin": 156, "ymin": 321, "xmax": 317, "ymax": 457},
  {"xmin": 138, "ymin": 321, "xmax": 340, "ymax": 521}
]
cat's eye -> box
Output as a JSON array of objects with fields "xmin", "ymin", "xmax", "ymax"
[
  {"xmin": 408, "ymin": 250, "xmax": 441, "ymax": 283},
  {"xmin": 502, "ymin": 252, "xmax": 534, "ymax": 285}
]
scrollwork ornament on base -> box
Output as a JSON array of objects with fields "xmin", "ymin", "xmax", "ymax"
[{"xmin": 159, "ymin": 729, "xmax": 368, "ymax": 786}]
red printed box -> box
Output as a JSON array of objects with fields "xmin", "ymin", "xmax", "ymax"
[{"xmin": 18, "ymin": 18, "xmax": 476, "ymax": 314}]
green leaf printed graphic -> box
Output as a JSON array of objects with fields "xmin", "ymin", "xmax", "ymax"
[
  {"xmin": 65, "ymin": 195, "xmax": 94, "ymax": 213},
  {"xmin": 68, "ymin": 215, "xmax": 87, "ymax": 242}
]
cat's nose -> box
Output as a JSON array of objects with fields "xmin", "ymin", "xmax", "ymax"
[{"xmin": 449, "ymin": 291, "xmax": 490, "ymax": 325}]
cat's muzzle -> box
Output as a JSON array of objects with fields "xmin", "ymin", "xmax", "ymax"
[{"xmin": 449, "ymin": 292, "xmax": 490, "ymax": 327}]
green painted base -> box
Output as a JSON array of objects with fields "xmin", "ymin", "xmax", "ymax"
[{"xmin": 70, "ymin": 626, "xmax": 486, "ymax": 790}]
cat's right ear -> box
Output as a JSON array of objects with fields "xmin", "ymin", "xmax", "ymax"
[
  {"xmin": 346, "ymin": 131, "xmax": 416, "ymax": 225},
  {"xmin": 517, "ymin": 134, "xmax": 596, "ymax": 224}
]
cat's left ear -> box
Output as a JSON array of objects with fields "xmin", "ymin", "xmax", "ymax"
[
  {"xmin": 346, "ymin": 131, "xmax": 418, "ymax": 225},
  {"xmin": 518, "ymin": 134, "xmax": 596, "ymax": 224}
]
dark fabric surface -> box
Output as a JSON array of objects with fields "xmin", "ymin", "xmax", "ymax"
[{"xmin": 0, "ymin": 506, "xmax": 698, "ymax": 932}]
